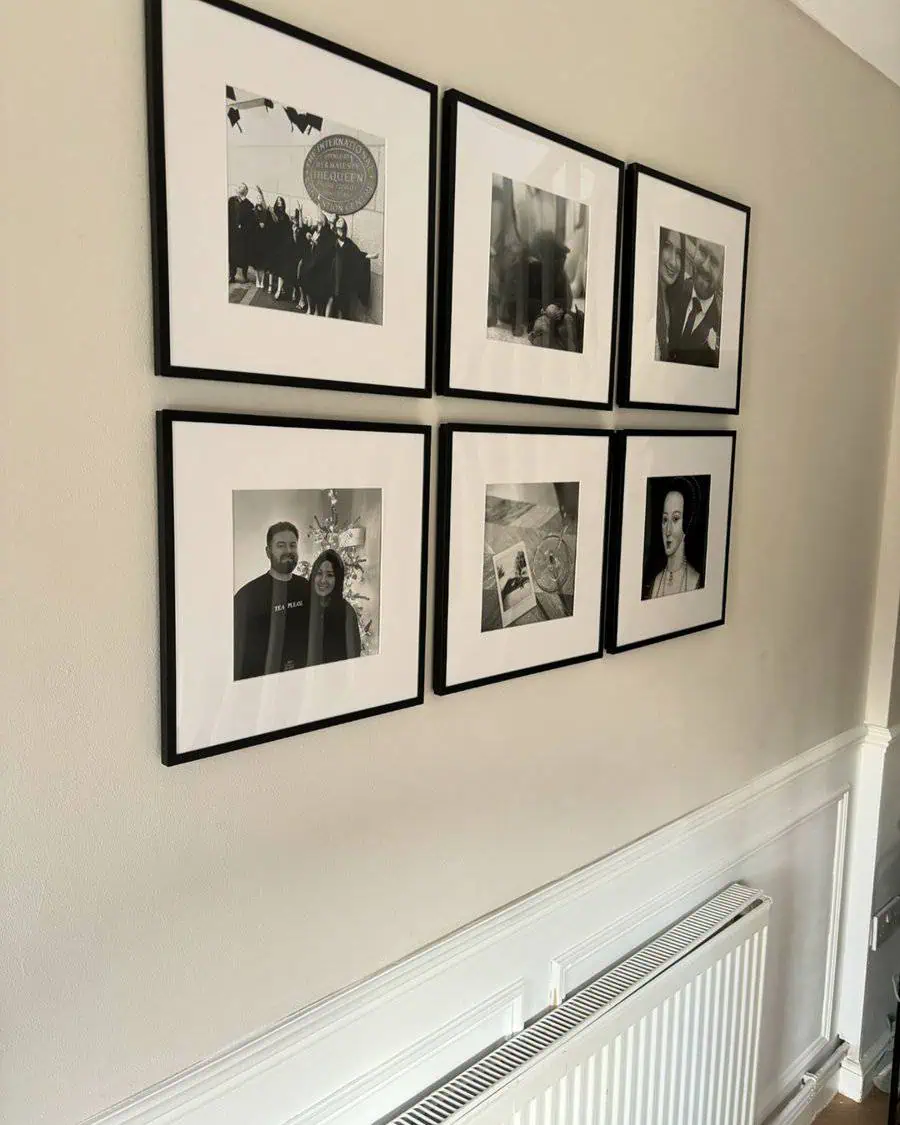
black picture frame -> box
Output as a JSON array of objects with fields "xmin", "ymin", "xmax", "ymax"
[
  {"xmin": 436, "ymin": 90, "xmax": 625, "ymax": 410},
  {"xmin": 157, "ymin": 409, "xmax": 431, "ymax": 764},
  {"xmin": 146, "ymin": 0, "xmax": 438, "ymax": 397},
  {"xmin": 605, "ymin": 428, "xmax": 737, "ymax": 654},
  {"xmin": 617, "ymin": 163, "xmax": 750, "ymax": 414},
  {"xmin": 434, "ymin": 423, "xmax": 613, "ymax": 695}
]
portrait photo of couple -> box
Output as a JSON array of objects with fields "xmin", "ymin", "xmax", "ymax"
[
  {"xmin": 618, "ymin": 165, "xmax": 749, "ymax": 412},
  {"xmin": 231, "ymin": 487, "xmax": 382, "ymax": 681},
  {"xmin": 654, "ymin": 227, "xmax": 725, "ymax": 368}
]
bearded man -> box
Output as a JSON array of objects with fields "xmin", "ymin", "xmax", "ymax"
[{"xmin": 233, "ymin": 522, "xmax": 311, "ymax": 680}]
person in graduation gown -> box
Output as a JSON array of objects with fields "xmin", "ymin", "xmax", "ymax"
[
  {"xmin": 227, "ymin": 183, "xmax": 254, "ymax": 283},
  {"xmin": 298, "ymin": 214, "xmax": 337, "ymax": 316},
  {"xmin": 326, "ymin": 216, "xmax": 379, "ymax": 321}
]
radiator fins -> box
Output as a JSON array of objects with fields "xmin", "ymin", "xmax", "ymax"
[{"xmin": 387, "ymin": 883, "xmax": 764, "ymax": 1125}]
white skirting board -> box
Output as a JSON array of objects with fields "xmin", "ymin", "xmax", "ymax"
[
  {"xmin": 839, "ymin": 1027, "xmax": 894, "ymax": 1102},
  {"xmin": 765, "ymin": 1042, "xmax": 848, "ymax": 1125},
  {"xmin": 835, "ymin": 722, "xmax": 900, "ymax": 1101},
  {"xmin": 82, "ymin": 724, "xmax": 884, "ymax": 1125}
]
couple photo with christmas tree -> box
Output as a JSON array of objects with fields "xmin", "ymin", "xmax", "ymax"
[{"xmin": 232, "ymin": 487, "xmax": 382, "ymax": 681}]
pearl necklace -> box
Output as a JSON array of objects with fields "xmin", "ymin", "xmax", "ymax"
[{"xmin": 657, "ymin": 558, "xmax": 688, "ymax": 597}]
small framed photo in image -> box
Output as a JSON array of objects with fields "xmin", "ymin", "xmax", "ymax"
[
  {"xmin": 157, "ymin": 410, "xmax": 430, "ymax": 763},
  {"xmin": 618, "ymin": 164, "xmax": 750, "ymax": 413},
  {"xmin": 606, "ymin": 430, "xmax": 737, "ymax": 653},
  {"xmin": 436, "ymin": 91, "xmax": 624, "ymax": 409},
  {"xmin": 146, "ymin": 0, "xmax": 436, "ymax": 395},
  {"xmin": 435, "ymin": 424, "xmax": 611, "ymax": 694},
  {"xmin": 491, "ymin": 541, "xmax": 537, "ymax": 627}
]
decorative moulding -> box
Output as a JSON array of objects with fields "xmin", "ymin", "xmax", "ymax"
[
  {"xmin": 82, "ymin": 724, "xmax": 866, "ymax": 1125},
  {"xmin": 284, "ymin": 981, "xmax": 525, "ymax": 1125}
]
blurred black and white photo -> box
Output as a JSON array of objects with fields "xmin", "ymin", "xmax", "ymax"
[
  {"xmin": 487, "ymin": 175, "xmax": 589, "ymax": 353},
  {"xmin": 226, "ymin": 86, "xmax": 384, "ymax": 324},
  {"xmin": 655, "ymin": 227, "xmax": 725, "ymax": 367},
  {"xmin": 640, "ymin": 475, "xmax": 710, "ymax": 600},
  {"xmin": 232, "ymin": 487, "xmax": 382, "ymax": 680},
  {"xmin": 482, "ymin": 482, "xmax": 579, "ymax": 631}
]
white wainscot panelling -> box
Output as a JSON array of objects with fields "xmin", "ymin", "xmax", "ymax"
[
  {"xmin": 547, "ymin": 793, "xmax": 849, "ymax": 1121},
  {"xmin": 84, "ymin": 726, "xmax": 865, "ymax": 1125}
]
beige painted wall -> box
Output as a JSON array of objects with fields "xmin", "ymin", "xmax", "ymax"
[
  {"xmin": 866, "ymin": 338, "xmax": 900, "ymax": 727},
  {"xmin": 4, "ymin": 1, "xmax": 900, "ymax": 1121},
  {"xmin": 889, "ymin": 609, "xmax": 900, "ymax": 724}
]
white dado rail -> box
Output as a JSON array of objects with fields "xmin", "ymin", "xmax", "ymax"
[{"xmin": 84, "ymin": 724, "xmax": 889, "ymax": 1125}]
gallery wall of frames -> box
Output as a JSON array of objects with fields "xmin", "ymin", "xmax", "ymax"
[{"xmin": 148, "ymin": 0, "xmax": 749, "ymax": 764}]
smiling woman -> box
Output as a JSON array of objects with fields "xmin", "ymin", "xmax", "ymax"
[
  {"xmin": 655, "ymin": 226, "xmax": 685, "ymax": 360},
  {"xmin": 307, "ymin": 549, "xmax": 363, "ymax": 665}
]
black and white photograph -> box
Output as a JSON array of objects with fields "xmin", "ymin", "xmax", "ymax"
[
  {"xmin": 435, "ymin": 425, "xmax": 610, "ymax": 695},
  {"xmin": 482, "ymin": 482, "xmax": 579, "ymax": 631},
  {"xmin": 487, "ymin": 176, "xmax": 588, "ymax": 353},
  {"xmin": 157, "ymin": 410, "xmax": 430, "ymax": 764},
  {"xmin": 618, "ymin": 164, "xmax": 750, "ymax": 412},
  {"xmin": 490, "ymin": 542, "xmax": 536, "ymax": 627},
  {"xmin": 606, "ymin": 431, "xmax": 736, "ymax": 653},
  {"xmin": 232, "ymin": 487, "xmax": 382, "ymax": 680},
  {"xmin": 640, "ymin": 475, "xmax": 710, "ymax": 600},
  {"xmin": 147, "ymin": 0, "xmax": 436, "ymax": 395},
  {"xmin": 226, "ymin": 86, "xmax": 384, "ymax": 324},
  {"xmin": 437, "ymin": 91, "xmax": 622, "ymax": 408},
  {"xmin": 654, "ymin": 229, "xmax": 724, "ymax": 367}
]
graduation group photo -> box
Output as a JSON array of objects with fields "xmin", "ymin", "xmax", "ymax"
[
  {"xmin": 149, "ymin": 0, "xmax": 436, "ymax": 395},
  {"xmin": 226, "ymin": 85, "xmax": 384, "ymax": 325}
]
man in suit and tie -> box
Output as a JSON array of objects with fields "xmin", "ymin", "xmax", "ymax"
[{"xmin": 667, "ymin": 238, "xmax": 724, "ymax": 368}]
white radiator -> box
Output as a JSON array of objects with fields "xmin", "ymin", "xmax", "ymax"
[{"xmin": 388, "ymin": 884, "xmax": 770, "ymax": 1125}]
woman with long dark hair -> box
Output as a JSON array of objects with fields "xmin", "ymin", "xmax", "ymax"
[
  {"xmin": 254, "ymin": 187, "xmax": 291, "ymax": 299},
  {"xmin": 298, "ymin": 214, "xmax": 336, "ymax": 316},
  {"xmin": 306, "ymin": 549, "xmax": 362, "ymax": 665},
  {"xmin": 269, "ymin": 194, "xmax": 292, "ymax": 300},
  {"xmin": 656, "ymin": 227, "xmax": 685, "ymax": 361},
  {"xmin": 649, "ymin": 481, "xmax": 701, "ymax": 598},
  {"xmin": 248, "ymin": 199, "xmax": 270, "ymax": 290}
]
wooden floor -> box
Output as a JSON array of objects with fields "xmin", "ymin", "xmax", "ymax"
[{"xmin": 819, "ymin": 1090, "xmax": 890, "ymax": 1124}]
